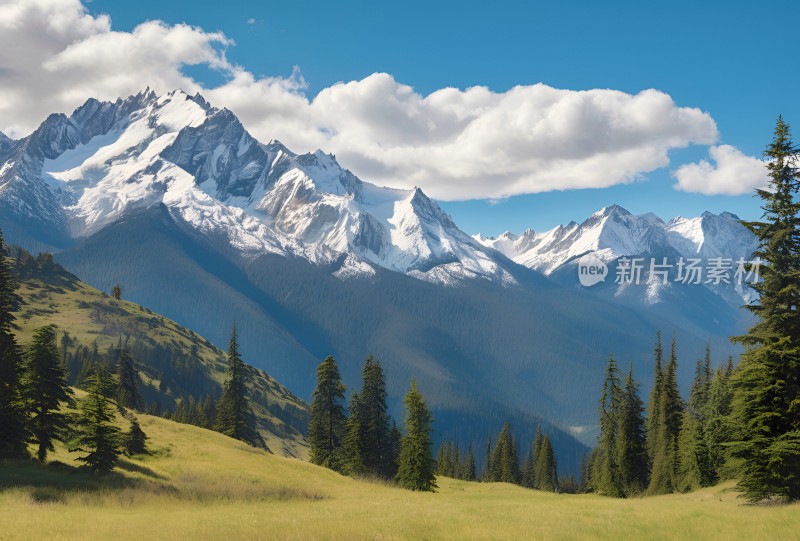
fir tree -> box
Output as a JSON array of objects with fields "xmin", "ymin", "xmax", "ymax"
[
  {"xmin": 617, "ymin": 363, "xmax": 648, "ymax": 495},
  {"xmin": 111, "ymin": 284, "xmax": 122, "ymax": 300},
  {"xmin": 593, "ymin": 355, "xmax": 624, "ymax": 497},
  {"xmin": 489, "ymin": 423, "xmax": 519, "ymax": 483},
  {"xmin": 436, "ymin": 441, "xmax": 452, "ymax": 477},
  {"xmin": 483, "ymin": 434, "xmax": 492, "ymax": 482},
  {"xmin": 124, "ymin": 416, "xmax": 148, "ymax": 456},
  {"xmin": 677, "ymin": 351, "xmax": 716, "ymax": 491},
  {"xmin": 534, "ymin": 435, "xmax": 558, "ymax": 492},
  {"xmin": 0, "ymin": 230, "xmax": 29, "ymax": 459},
  {"xmin": 396, "ymin": 380, "xmax": 436, "ymax": 491},
  {"xmin": 343, "ymin": 392, "xmax": 366, "ymax": 476},
  {"xmin": 308, "ymin": 355, "xmax": 347, "ymax": 471},
  {"xmin": 704, "ymin": 364, "xmax": 734, "ymax": 479},
  {"xmin": 23, "ymin": 325, "xmax": 73, "ymax": 462},
  {"xmin": 358, "ymin": 356, "xmax": 391, "ymax": 478},
  {"xmin": 646, "ymin": 331, "xmax": 664, "ymax": 466},
  {"xmin": 464, "ymin": 444, "xmax": 477, "ymax": 481},
  {"xmin": 73, "ymin": 364, "xmax": 122, "ymax": 473},
  {"xmin": 648, "ymin": 335, "xmax": 683, "ymax": 495},
  {"xmin": 730, "ymin": 116, "xmax": 800, "ymax": 502},
  {"xmin": 213, "ymin": 325, "xmax": 256, "ymax": 446},
  {"xmin": 116, "ymin": 344, "xmax": 144, "ymax": 411},
  {"xmin": 388, "ymin": 421, "xmax": 402, "ymax": 479}
]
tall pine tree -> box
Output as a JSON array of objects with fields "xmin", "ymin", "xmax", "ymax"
[
  {"xmin": 116, "ymin": 344, "xmax": 144, "ymax": 412},
  {"xmin": 396, "ymin": 380, "xmax": 436, "ymax": 492},
  {"xmin": 730, "ymin": 116, "xmax": 800, "ymax": 502},
  {"xmin": 704, "ymin": 361, "xmax": 734, "ymax": 479},
  {"xmin": 592, "ymin": 355, "xmax": 624, "ymax": 497},
  {"xmin": 23, "ymin": 325, "xmax": 73, "ymax": 462},
  {"xmin": 308, "ymin": 355, "xmax": 347, "ymax": 471},
  {"xmin": 0, "ymin": 230, "xmax": 29, "ymax": 459},
  {"xmin": 533, "ymin": 434, "xmax": 558, "ymax": 492},
  {"xmin": 214, "ymin": 325, "xmax": 257, "ymax": 446},
  {"xmin": 72, "ymin": 364, "xmax": 122, "ymax": 474},
  {"xmin": 489, "ymin": 423, "xmax": 519, "ymax": 484},
  {"xmin": 617, "ymin": 363, "xmax": 648, "ymax": 495},
  {"xmin": 648, "ymin": 335, "xmax": 683, "ymax": 495},
  {"xmin": 645, "ymin": 331, "xmax": 664, "ymax": 467},
  {"xmin": 358, "ymin": 356, "xmax": 392, "ymax": 478},
  {"xmin": 342, "ymin": 392, "xmax": 366, "ymax": 476}
]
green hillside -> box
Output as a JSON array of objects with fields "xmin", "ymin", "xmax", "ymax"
[
  {"xmin": 1, "ymin": 409, "xmax": 797, "ymax": 541},
  {"xmin": 8, "ymin": 251, "xmax": 309, "ymax": 458}
]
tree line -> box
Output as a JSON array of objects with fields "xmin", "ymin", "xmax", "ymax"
[
  {"xmin": 437, "ymin": 423, "xmax": 561, "ymax": 492},
  {"xmin": 590, "ymin": 116, "xmax": 800, "ymax": 503},
  {"xmin": 308, "ymin": 355, "xmax": 436, "ymax": 491}
]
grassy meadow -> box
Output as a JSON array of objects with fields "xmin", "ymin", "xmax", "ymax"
[{"xmin": 1, "ymin": 412, "xmax": 797, "ymax": 541}]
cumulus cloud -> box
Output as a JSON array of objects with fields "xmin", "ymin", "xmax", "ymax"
[
  {"xmin": 672, "ymin": 145, "xmax": 769, "ymax": 196},
  {"xmin": 0, "ymin": 0, "xmax": 229, "ymax": 137},
  {"xmin": 0, "ymin": 0, "xmax": 726, "ymax": 200}
]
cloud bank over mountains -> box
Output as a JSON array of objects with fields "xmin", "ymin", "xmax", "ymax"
[{"xmin": 0, "ymin": 0, "xmax": 767, "ymax": 199}]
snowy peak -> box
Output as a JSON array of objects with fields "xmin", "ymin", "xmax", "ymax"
[{"xmin": 1, "ymin": 89, "xmax": 511, "ymax": 287}]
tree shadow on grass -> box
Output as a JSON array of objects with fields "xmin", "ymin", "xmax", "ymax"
[
  {"xmin": 115, "ymin": 458, "xmax": 168, "ymax": 481},
  {"xmin": 0, "ymin": 459, "xmax": 140, "ymax": 493}
]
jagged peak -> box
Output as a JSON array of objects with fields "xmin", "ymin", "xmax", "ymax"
[{"xmin": 595, "ymin": 203, "xmax": 631, "ymax": 217}]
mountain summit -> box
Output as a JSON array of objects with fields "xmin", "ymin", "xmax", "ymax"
[{"xmin": 0, "ymin": 89, "xmax": 511, "ymax": 286}]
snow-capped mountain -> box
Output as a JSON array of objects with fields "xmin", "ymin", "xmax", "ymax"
[
  {"xmin": 0, "ymin": 89, "xmax": 753, "ymax": 459},
  {"xmin": 475, "ymin": 204, "xmax": 759, "ymax": 306},
  {"xmin": 0, "ymin": 89, "xmax": 510, "ymax": 286}
]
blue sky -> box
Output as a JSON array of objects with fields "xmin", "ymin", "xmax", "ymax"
[{"xmin": 17, "ymin": 1, "xmax": 800, "ymax": 235}]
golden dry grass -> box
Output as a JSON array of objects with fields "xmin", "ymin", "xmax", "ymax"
[{"xmin": 1, "ymin": 413, "xmax": 798, "ymax": 541}]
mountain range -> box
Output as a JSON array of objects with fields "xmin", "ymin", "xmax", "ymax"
[{"xmin": 0, "ymin": 89, "xmax": 759, "ymax": 466}]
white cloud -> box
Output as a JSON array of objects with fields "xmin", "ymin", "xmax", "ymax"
[
  {"xmin": 672, "ymin": 145, "xmax": 769, "ymax": 196},
  {"xmin": 0, "ymin": 0, "xmax": 230, "ymax": 137},
  {"xmin": 0, "ymin": 0, "xmax": 724, "ymax": 201}
]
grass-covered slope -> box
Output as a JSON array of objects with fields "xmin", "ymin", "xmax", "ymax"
[
  {"xmin": 1, "ymin": 412, "xmax": 798, "ymax": 541},
  {"xmin": 8, "ymin": 251, "xmax": 309, "ymax": 458}
]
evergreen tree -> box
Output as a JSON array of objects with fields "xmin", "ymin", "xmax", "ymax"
[
  {"xmin": 73, "ymin": 364, "xmax": 122, "ymax": 473},
  {"xmin": 489, "ymin": 423, "xmax": 519, "ymax": 483},
  {"xmin": 124, "ymin": 416, "xmax": 148, "ymax": 456},
  {"xmin": 358, "ymin": 356, "xmax": 392, "ymax": 478},
  {"xmin": 111, "ymin": 284, "xmax": 122, "ymax": 300},
  {"xmin": 396, "ymin": 380, "xmax": 436, "ymax": 492},
  {"xmin": 436, "ymin": 440, "xmax": 452, "ymax": 477},
  {"xmin": 617, "ymin": 363, "xmax": 648, "ymax": 495},
  {"xmin": 593, "ymin": 355, "xmax": 624, "ymax": 497},
  {"xmin": 730, "ymin": 116, "xmax": 800, "ymax": 502},
  {"xmin": 534, "ymin": 435, "xmax": 558, "ymax": 492},
  {"xmin": 0, "ymin": 230, "xmax": 29, "ymax": 459},
  {"xmin": 464, "ymin": 444, "xmax": 477, "ymax": 481},
  {"xmin": 648, "ymin": 335, "xmax": 683, "ymax": 495},
  {"xmin": 23, "ymin": 325, "xmax": 73, "ymax": 462},
  {"xmin": 116, "ymin": 344, "xmax": 144, "ymax": 411},
  {"xmin": 677, "ymin": 351, "xmax": 716, "ymax": 491},
  {"xmin": 387, "ymin": 421, "xmax": 402, "ymax": 479},
  {"xmin": 524, "ymin": 424, "xmax": 544, "ymax": 488},
  {"xmin": 483, "ymin": 434, "xmax": 492, "ymax": 482},
  {"xmin": 213, "ymin": 325, "xmax": 256, "ymax": 446},
  {"xmin": 646, "ymin": 331, "xmax": 664, "ymax": 466},
  {"xmin": 308, "ymin": 356, "xmax": 347, "ymax": 471},
  {"xmin": 342, "ymin": 392, "xmax": 366, "ymax": 476},
  {"xmin": 704, "ymin": 364, "xmax": 735, "ymax": 479}
]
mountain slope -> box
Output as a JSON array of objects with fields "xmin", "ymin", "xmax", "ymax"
[{"xmin": 8, "ymin": 249, "xmax": 309, "ymax": 457}]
